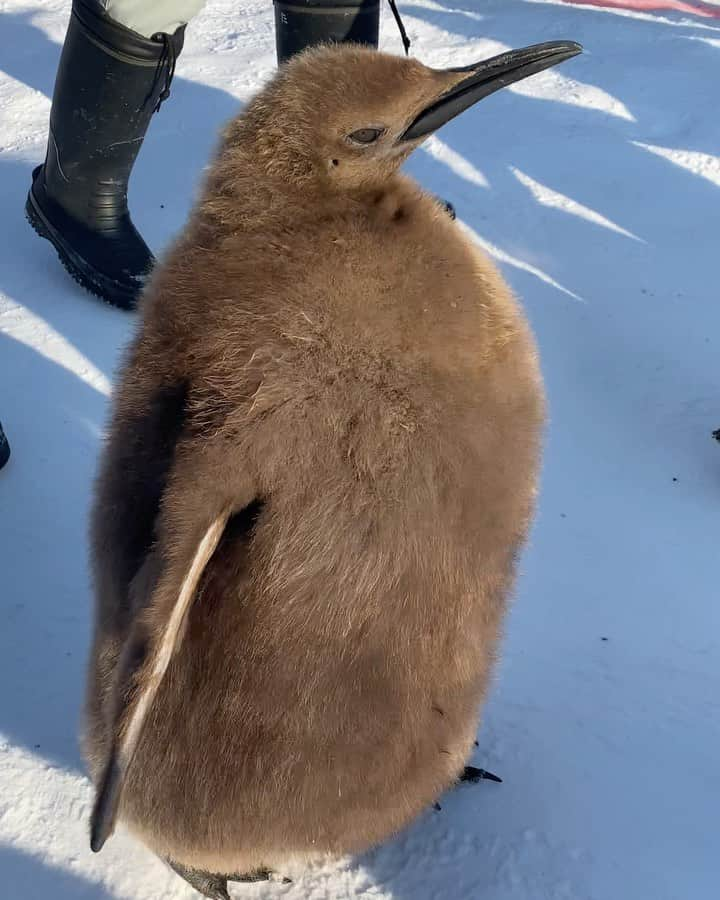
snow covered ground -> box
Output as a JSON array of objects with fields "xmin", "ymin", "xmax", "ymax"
[{"xmin": 1, "ymin": 1, "xmax": 718, "ymax": 897}]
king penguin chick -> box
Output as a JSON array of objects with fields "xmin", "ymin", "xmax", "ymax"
[{"xmin": 85, "ymin": 40, "xmax": 581, "ymax": 898}]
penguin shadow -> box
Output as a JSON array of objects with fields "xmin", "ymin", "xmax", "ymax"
[
  {"xmin": 0, "ymin": 10, "xmax": 241, "ymax": 772},
  {"xmin": 0, "ymin": 845, "xmax": 115, "ymax": 900}
]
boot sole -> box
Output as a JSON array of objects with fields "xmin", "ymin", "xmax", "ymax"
[{"xmin": 25, "ymin": 183, "xmax": 139, "ymax": 311}]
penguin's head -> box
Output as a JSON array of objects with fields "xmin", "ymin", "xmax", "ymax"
[{"xmin": 241, "ymin": 42, "xmax": 581, "ymax": 192}]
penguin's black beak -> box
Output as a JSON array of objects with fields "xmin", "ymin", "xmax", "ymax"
[{"xmin": 399, "ymin": 41, "xmax": 583, "ymax": 142}]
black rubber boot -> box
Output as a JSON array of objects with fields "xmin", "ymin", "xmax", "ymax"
[
  {"xmin": 25, "ymin": 0, "xmax": 184, "ymax": 309},
  {"xmin": 273, "ymin": 0, "xmax": 380, "ymax": 63},
  {"xmin": 0, "ymin": 420, "xmax": 10, "ymax": 471}
]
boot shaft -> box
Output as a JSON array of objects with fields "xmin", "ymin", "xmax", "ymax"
[
  {"xmin": 45, "ymin": 0, "xmax": 183, "ymax": 232},
  {"xmin": 273, "ymin": 0, "xmax": 380, "ymax": 63}
]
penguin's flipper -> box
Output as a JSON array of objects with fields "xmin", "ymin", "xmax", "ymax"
[{"xmin": 90, "ymin": 458, "xmax": 258, "ymax": 853}]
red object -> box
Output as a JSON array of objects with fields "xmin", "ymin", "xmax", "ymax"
[{"xmin": 561, "ymin": 0, "xmax": 720, "ymax": 18}]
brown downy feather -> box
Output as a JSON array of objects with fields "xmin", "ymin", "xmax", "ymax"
[{"xmin": 85, "ymin": 45, "xmax": 545, "ymax": 875}]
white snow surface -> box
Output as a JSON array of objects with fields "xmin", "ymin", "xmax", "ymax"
[{"xmin": 1, "ymin": 1, "xmax": 718, "ymax": 897}]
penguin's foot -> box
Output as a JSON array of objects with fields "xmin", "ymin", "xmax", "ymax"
[
  {"xmin": 228, "ymin": 868, "xmax": 273, "ymax": 883},
  {"xmin": 460, "ymin": 764, "xmax": 503, "ymax": 785},
  {"xmin": 167, "ymin": 860, "xmax": 231, "ymax": 900}
]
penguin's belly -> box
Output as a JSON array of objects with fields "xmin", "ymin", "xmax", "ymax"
[{"xmin": 120, "ymin": 579, "xmax": 488, "ymax": 871}]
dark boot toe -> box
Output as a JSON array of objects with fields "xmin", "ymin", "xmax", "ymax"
[{"xmin": 26, "ymin": 167, "xmax": 153, "ymax": 309}]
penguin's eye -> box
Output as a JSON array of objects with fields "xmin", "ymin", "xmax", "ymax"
[{"xmin": 348, "ymin": 127, "xmax": 386, "ymax": 145}]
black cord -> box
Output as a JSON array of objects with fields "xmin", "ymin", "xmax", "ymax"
[
  {"xmin": 149, "ymin": 33, "xmax": 177, "ymax": 113},
  {"xmin": 386, "ymin": 0, "xmax": 411, "ymax": 56},
  {"xmin": 157, "ymin": 33, "xmax": 177, "ymax": 111}
]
